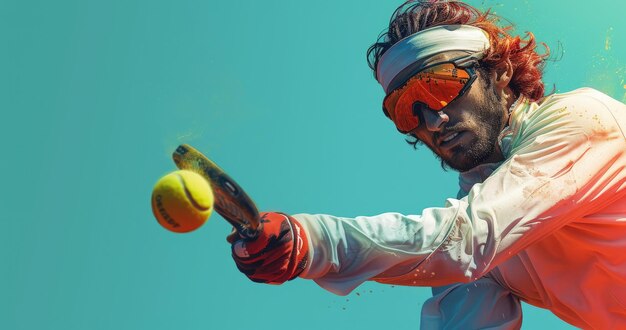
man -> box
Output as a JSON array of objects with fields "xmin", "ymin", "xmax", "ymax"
[{"xmin": 228, "ymin": 1, "xmax": 626, "ymax": 328}]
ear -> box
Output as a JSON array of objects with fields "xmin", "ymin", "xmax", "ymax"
[{"xmin": 491, "ymin": 59, "xmax": 513, "ymax": 91}]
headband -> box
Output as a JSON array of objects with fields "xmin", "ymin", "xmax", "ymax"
[{"xmin": 376, "ymin": 25, "xmax": 490, "ymax": 94}]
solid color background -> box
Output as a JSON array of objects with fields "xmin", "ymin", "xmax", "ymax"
[{"xmin": 2, "ymin": 0, "xmax": 625, "ymax": 329}]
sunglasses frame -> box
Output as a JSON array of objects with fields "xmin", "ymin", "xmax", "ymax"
[{"xmin": 382, "ymin": 52, "xmax": 485, "ymax": 133}]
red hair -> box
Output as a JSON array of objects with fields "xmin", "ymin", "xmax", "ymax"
[{"xmin": 367, "ymin": 0, "xmax": 550, "ymax": 101}]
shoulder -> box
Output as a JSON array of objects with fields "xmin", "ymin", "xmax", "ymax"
[
  {"xmin": 545, "ymin": 88, "xmax": 626, "ymax": 137},
  {"xmin": 524, "ymin": 88, "xmax": 624, "ymax": 136},
  {"xmin": 538, "ymin": 88, "xmax": 625, "ymax": 118},
  {"xmin": 505, "ymin": 88, "xmax": 626, "ymax": 156}
]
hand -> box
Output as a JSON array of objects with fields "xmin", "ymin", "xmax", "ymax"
[{"xmin": 228, "ymin": 212, "xmax": 309, "ymax": 284}]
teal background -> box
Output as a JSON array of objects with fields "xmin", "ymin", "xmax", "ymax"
[{"xmin": 2, "ymin": 0, "xmax": 625, "ymax": 329}]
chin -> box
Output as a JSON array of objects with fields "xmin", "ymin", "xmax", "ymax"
[
  {"xmin": 438, "ymin": 149, "xmax": 472, "ymax": 172},
  {"xmin": 443, "ymin": 141, "xmax": 494, "ymax": 172},
  {"xmin": 445, "ymin": 157, "xmax": 475, "ymax": 172}
]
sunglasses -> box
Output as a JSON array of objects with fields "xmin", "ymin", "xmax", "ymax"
[{"xmin": 382, "ymin": 53, "xmax": 483, "ymax": 134}]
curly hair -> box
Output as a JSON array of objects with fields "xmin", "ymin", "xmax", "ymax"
[{"xmin": 367, "ymin": 0, "xmax": 550, "ymax": 101}]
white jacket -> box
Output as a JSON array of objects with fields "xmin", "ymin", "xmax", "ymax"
[{"xmin": 294, "ymin": 88, "xmax": 626, "ymax": 329}]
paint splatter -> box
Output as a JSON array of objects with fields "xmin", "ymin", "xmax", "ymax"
[
  {"xmin": 605, "ymin": 27, "xmax": 613, "ymax": 51},
  {"xmin": 585, "ymin": 27, "xmax": 625, "ymax": 103}
]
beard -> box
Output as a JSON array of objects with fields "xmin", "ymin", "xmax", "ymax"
[{"xmin": 438, "ymin": 88, "xmax": 507, "ymax": 172}]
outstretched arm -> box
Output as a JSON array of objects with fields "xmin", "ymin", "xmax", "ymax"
[{"xmin": 295, "ymin": 89, "xmax": 626, "ymax": 293}]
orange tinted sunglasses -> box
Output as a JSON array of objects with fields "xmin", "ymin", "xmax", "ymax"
[{"xmin": 382, "ymin": 54, "xmax": 481, "ymax": 133}]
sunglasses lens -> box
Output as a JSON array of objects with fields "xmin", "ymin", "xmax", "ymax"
[{"xmin": 383, "ymin": 63, "xmax": 471, "ymax": 133}]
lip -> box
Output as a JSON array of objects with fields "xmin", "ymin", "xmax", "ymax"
[{"xmin": 438, "ymin": 131, "xmax": 464, "ymax": 148}]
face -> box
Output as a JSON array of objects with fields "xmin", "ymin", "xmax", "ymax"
[{"xmin": 394, "ymin": 51, "xmax": 510, "ymax": 172}]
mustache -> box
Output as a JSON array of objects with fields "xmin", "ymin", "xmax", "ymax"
[{"xmin": 432, "ymin": 124, "xmax": 466, "ymax": 144}]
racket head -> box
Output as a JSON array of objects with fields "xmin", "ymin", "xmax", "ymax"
[{"xmin": 172, "ymin": 144, "xmax": 260, "ymax": 237}]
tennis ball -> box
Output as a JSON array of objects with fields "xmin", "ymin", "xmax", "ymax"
[{"xmin": 151, "ymin": 170, "xmax": 214, "ymax": 233}]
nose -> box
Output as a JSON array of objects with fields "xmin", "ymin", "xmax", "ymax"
[{"xmin": 419, "ymin": 108, "xmax": 449, "ymax": 132}]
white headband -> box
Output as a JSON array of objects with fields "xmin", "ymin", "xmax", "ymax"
[{"xmin": 376, "ymin": 25, "xmax": 490, "ymax": 94}]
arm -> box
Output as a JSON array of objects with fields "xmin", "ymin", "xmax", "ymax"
[{"xmin": 296, "ymin": 90, "xmax": 626, "ymax": 294}]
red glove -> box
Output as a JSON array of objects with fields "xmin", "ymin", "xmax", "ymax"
[{"xmin": 229, "ymin": 212, "xmax": 309, "ymax": 284}]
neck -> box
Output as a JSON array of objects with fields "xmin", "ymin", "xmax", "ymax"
[
  {"xmin": 504, "ymin": 88, "xmax": 520, "ymax": 114},
  {"xmin": 487, "ymin": 89, "xmax": 519, "ymax": 165}
]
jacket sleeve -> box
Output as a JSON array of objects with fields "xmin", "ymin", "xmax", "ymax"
[{"xmin": 294, "ymin": 89, "xmax": 626, "ymax": 295}]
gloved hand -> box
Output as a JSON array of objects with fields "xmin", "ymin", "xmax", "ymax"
[{"xmin": 228, "ymin": 212, "xmax": 309, "ymax": 284}]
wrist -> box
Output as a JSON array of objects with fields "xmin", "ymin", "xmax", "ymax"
[{"xmin": 288, "ymin": 217, "xmax": 309, "ymax": 280}]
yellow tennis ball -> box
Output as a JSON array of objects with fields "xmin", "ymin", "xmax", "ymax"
[{"xmin": 151, "ymin": 170, "xmax": 214, "ymax": 233}]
